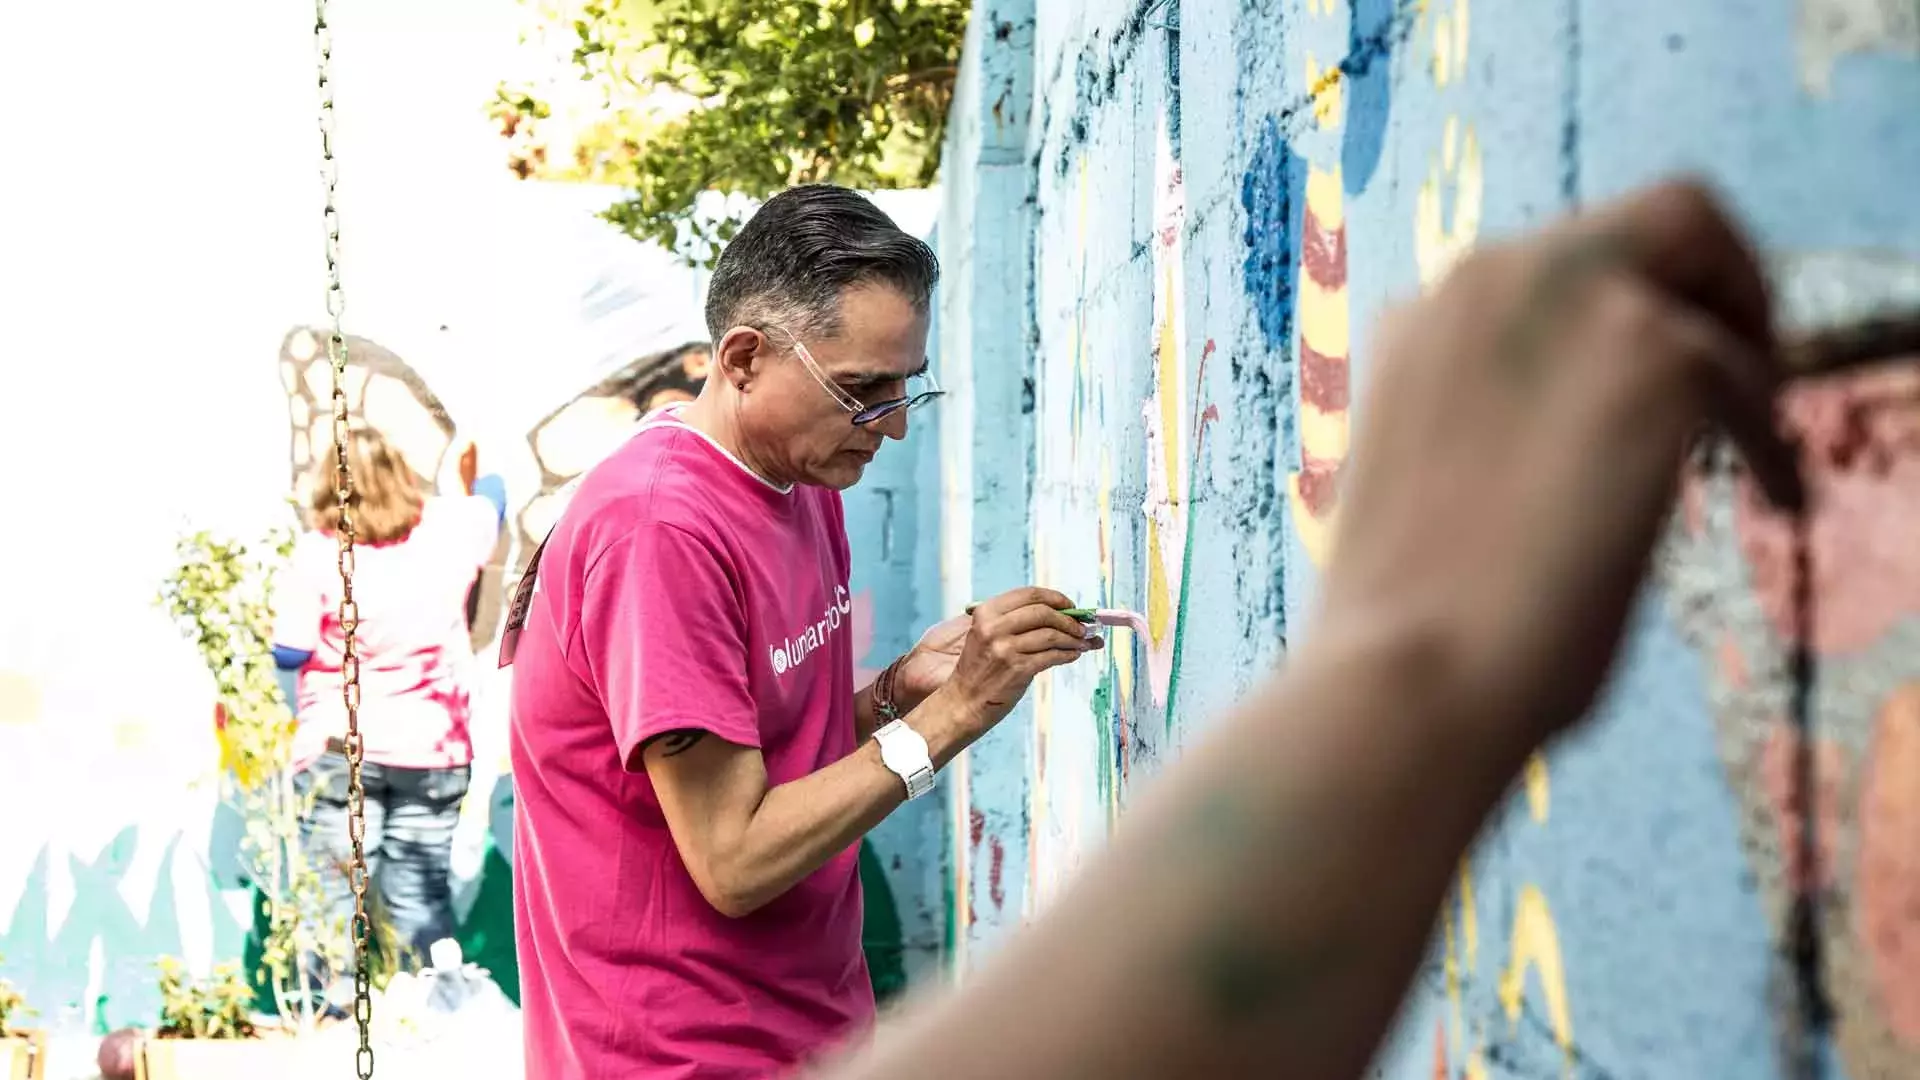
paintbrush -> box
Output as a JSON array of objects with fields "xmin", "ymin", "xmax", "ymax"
[
  {"xmin": 1782, "ymin": 306, "xmax": 1920, "ymax": 378},
  {"xmin": 961, "ymin": 603, "xmax": 1150, "ymax": 636},
  {"xmin": 1700, "ymin": 307, "xmax": 1920, "ymax": 511},
  {"xmin": 963, "ymin": 603, "xmax": 1094, "ymax": 620}
]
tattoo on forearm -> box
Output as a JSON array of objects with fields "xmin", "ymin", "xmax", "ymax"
[
  {"xmin": 650, "ymin": 730, "xmax": 707, "ymax": 758},
  {"xmin": 1180, "ymin": 790, "xmax": 1333, "ymax": 1026},
  {"xmin": 1194, "ymin": 937, "xmax": 1315, "ymax": 1024}
]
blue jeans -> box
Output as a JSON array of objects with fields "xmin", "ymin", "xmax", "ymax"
[{"xmin": 295, "ymin": 750, "xmax": 472, "ymax": 970}]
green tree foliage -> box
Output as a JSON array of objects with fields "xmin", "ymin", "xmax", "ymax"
[{"xmin": 490, "ymin": 0, "xmax": 969, "ymax": 263}]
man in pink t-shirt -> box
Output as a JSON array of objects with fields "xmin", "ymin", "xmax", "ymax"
[{"xmin": 505, "ymin": 185, "xmax": 1103, "ymax": 1079}]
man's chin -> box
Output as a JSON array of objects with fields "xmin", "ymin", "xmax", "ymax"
[{"xmin": 804, "ymin": 458, "xmax": 870, "ymax": 490}]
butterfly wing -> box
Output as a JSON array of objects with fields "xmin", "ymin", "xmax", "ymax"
[{"xmin": 515, "ymin": 339, "xmax": 712, "ymax": 567}]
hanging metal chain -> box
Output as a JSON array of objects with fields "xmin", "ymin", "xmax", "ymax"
[{"xmin": 314, "ymin": 2, "xmax": 375, "ymax": 1077}]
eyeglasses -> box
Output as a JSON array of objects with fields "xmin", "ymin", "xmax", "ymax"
[{"xmin": 763, "ymin": 327, "xmax": 946, "ymax": 426}]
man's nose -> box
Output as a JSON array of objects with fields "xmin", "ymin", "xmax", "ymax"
[{"xmin": 876, "ymin": 407, "xmax": 910, "ymax": 441}]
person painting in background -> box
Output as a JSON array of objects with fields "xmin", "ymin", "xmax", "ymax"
[{"xmin": 271, "ymin": 428, "xmax": 508, "ymax": 977}]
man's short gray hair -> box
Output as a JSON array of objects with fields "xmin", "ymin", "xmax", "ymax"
[{"xmin": 703, "ymin": 185, "xmax": 940, "ymax": 345}]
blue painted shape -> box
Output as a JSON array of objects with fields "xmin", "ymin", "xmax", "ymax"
[
  {"xmin": 1340, "ymin": 0, "xmax": 1396, "ymax": 193},
  {"xmin": 271, "ymin": 645, "xmax": 312, "ymax": 671},
  {"xmin": 1240, "ymin": 116, "xmax": 1308, "ymax": 354},
  {"xmin": 471, "ymin": 473, "xmax": 508, "ymax": 525}
]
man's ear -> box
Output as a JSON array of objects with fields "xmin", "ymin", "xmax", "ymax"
[{"xmin": 713, "ymin": 326, "xmax": 767, "ymax": 392}]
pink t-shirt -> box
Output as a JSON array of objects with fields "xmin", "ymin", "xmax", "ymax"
[
  {"xmin": 274, "ymin": 494, "xmax": 500, "ymax": 772},
  {"xmin": 509, "ymin": 408, "xmax": 870, "ymax": 1079}
]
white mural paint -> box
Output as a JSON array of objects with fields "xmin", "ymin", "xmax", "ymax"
[
  {"xmin": 1141, "ymin": 116, "xmax": 1190, "ymax": 707},
  {"xmin": 1798, "ymin": 0, "xmax": 1920, "ymax": 94}
]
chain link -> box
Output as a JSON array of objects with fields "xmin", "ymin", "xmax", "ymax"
[{"xmin": 314, "ymin": 1, "xmax": 374, "ymax": 1076}]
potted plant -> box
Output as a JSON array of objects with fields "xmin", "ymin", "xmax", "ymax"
[
  {"xmin": 0, "ymin": 959, "xmax": 46, "ymax": 1080},
  {"xmin": 132, "ymin": 959, "xmax": 339, "ymax": 1080}
]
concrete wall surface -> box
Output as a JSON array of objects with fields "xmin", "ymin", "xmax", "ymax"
[{"xmin": 934, "ymin": 1, "xmax": 1920, "ymax": 1077}]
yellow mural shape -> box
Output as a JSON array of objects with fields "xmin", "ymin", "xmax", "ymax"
[
  {"xmin": 1297, "ymin": 404, "xmax": 1349, "ymax": 478},
  {"xmin": 0, "ymin": 671, "xmax": 41, "ymax": 726},
  {"xmin": 1443, "ymin": 863, "xmax": 1489, "ymax": 1080},
  {"xmin": 1499, "ymin": 885, "xmax": 1575, "ymax": 1053},
  {"xmin": 1286, "ymin": 163, "xmax": 1351, "ymax": 571},
  {"xmin": 1099, "ymin": 449, "xmax": 1135, "ymax": 708},
  {"xmin": 1157, "ymin": 261, "xmax": 1183, "ymax": 510},
  {"xmin": 1147, "ymin": 519, "xmax": 1172, "ymax": 647},
  {"xmin": 1306, "ymin": 159, "xmax": 1347, "ymax": 230},
  {"xmin": 951, "ymin": 749, "xmax": 972, "ymax": 973},
  {"xmin": 1458, "ymin": 862, "xmax": 1479, "ymax": 966},
  {"xmin": 1099, "ymin": 451, "xmax": 1115, "ymax": 589},
  {"xmin": 1145, "ymin": 187, "xmax": 1186, "ymax": 662},
  {"xmin": 1444, "ymin": 902, "xmax": 1460, "ymax": 999},
  {"xmin": 1306, "ymin": 53, "xmax": 1344, "ymax": 129},
  {"xmin": 1287, "ymin": 478, "xmax": 1337, "ymax": 569},
  {"xmin": 1297, "ymin": 275, "xmax": 1352, "ymax": 369},
  {"xmin": 1524, "ymin": 752, "xmax": 1551, "ymax": 822},
  {"xmin": 1431, "ymin": 0, "xmax": 1471, "ymax": 88},
  {"xmin": 1415, "ymin": 119, "xmax": 1484, "ymax": 289}
]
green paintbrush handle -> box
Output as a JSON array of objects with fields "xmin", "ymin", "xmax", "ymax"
[{"xmin": 963, "ymin": 603, "xmax": 1096, "ymax": 622}]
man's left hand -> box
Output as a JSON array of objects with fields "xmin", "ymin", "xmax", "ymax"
[{"xmin": 893, "ymin": 615, "xmax": 972, "ymax": 707}]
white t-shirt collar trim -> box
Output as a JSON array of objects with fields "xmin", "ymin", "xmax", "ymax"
[{"xmin": 640, "ymin": 404, "xmax": 794, "ymax": 495}]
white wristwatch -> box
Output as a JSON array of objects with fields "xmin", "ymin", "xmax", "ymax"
[{"xmin": 873, "ymin": 719, "xmax": 935, "ymax": 800}]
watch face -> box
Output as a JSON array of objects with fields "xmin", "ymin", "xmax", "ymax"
[{"xmin": 878, "ymin": 723, "xmax": 929, "ymax": 778}]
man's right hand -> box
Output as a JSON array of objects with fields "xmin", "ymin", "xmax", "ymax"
[
  {"xmin": 644, "ymin": 586, "xmax": 1099, "ymax": 918},
  {"xmin": 943, "ymin": 587, "xmax": 1102, "ymax": 734}
]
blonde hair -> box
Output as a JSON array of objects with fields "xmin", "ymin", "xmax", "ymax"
[{"xmin": 306, "ymin": 428, "xmax": 426, "ymax": 544}]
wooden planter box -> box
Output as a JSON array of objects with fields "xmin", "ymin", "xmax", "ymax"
[
  {"xmin": 136, "ymin": 1031, "xmax": 353, "ymax": 1080},
  {"xmin": 2, "ymin": 1031, "xmax": 46, "ymax": 1080}
]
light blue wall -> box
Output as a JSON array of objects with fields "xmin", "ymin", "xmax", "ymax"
[
  {"xmin": 935, "ymin": 1, "xmax": 1920, "ymax": 1076},
  {"xmin": 935, "ymin": 0, "xmax": 1042, "ymax": 967}
]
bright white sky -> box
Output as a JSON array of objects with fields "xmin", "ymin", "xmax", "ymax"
[
  {"xmin": 0, "ymin": 0, "xmax": 529, "ymax": 459},
  {"xmin": 0, "ymin": 0, "xmax": 571, "ymax": 677},
  {"xmin": 0, "ymin": 0, "xmax": 701, "ymax": 523},
  {"xmin": 0, "ymin": 0, "xmax": 926, "ymax": 646}
]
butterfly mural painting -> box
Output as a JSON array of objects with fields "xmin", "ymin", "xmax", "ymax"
[
  {"xmin": 515, "ymin": 339, "xmax": 713, "ymax": 560},
  {"xmin": 276, "ymin": 322, "xmax": 716, "ymax": 641}
]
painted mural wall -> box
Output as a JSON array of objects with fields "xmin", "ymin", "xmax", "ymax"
[{"xmin": 935, "ymin": 1, "xmax": 1920, "ymax": 1076}]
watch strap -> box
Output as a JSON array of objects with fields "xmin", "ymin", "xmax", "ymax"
[{"xmin": 874, "ymin": 719, "xmax": 935, "ymax": 800}]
